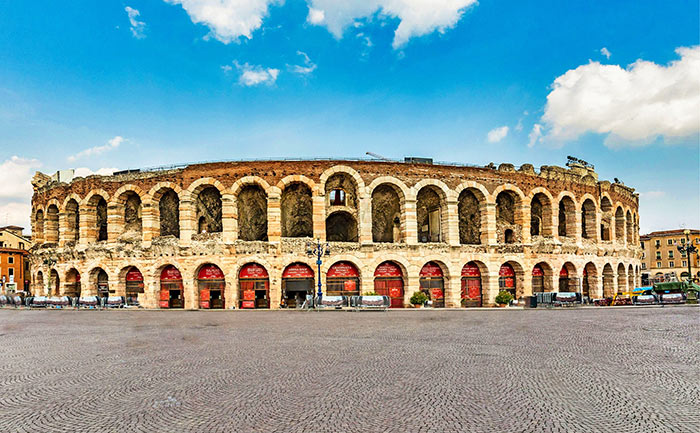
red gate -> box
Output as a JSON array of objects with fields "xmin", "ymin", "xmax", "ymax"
[
  {"xmin": 420, "ymin": 262, "xmax": 444, "ymax": 308},
  {"xmin": 239, "ymin": 263, "xmax": 269, "ymax": 309},
  {"xmin": 160, "ymin": 265, "xmax": 183, "ymax": 309},
  {"xmin": 461, "ymin": 262, "xmax": 482, "ymax": 307},
  {"xmin": 198, "ymin": 264, "xmax": 225, "ymax": 309},
  {"xmin": 374, "ymin": 261, "xmax": 404, "ymax": 308}
]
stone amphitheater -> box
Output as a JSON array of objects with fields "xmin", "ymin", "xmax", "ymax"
[{"xmin": 28, "ymin": 158, "xmax": 642, "ymax": 309}]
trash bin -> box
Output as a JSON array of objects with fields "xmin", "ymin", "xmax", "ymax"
[{"xmin": 524, "ymin": 296, "xmax": 537, "ymax": 308}]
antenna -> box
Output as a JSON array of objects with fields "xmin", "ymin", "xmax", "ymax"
[{"xmin": 366, "ymin": 152, "xmax": 392, "ymax": 162}]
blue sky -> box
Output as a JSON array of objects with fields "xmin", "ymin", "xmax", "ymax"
[{"xmin": 0, "ymin": 0, "xmax": 698, "ymax": 233}]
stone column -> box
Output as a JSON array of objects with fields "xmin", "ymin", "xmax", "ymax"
[
  {"xmin": 358, "ymin": 196, "xmax": 373, "ymax": 245},
  {"xmin": 482, "ymin": 268, "xmax": 499, "ymax": 306},
  {"xmin": 404, "ymin": 273, "xmax": 420, "ymax": 307},
  {"xmin": 446, "ymin": 200, "xmax": 460, "ymax": 246},
  {"xmin": 573, "ymin": 209, "xmax": 583, "ymax": 245},
  {"xmin": 79, "ymin": 205, "xmax": 92, "ymax": 246},
  {"xmin": 267, "ymin": 193, "xmax": 281, "ymax": 244},
  {"xmin": 520, "ymin": 204, "xmax": 531, "ymax": 244},
  {"xmin": 221, "ymin": 193, "xmax": 235, "ymax": 244},
  {"xmin": 107, "ymin": 203, "xmax": 121, "ymax": 244},
  {"xmin": 483, "ymin": 203, "xmax": 497, "ymax": 245},
  {"xmin": 179, "ymin": 197, "xmax": 195, "ymax": 247},
  {"xmin": 183, "ymin": 278, "xmax": 197, "ymax": 309},
  {"xmin": 405, "ymin": 198, "xmax": 418, "ymax": 245},
  {"xmin": 268, "ymin": 273, "xmax": 281, "ymax": 310},
  {"xmin": 141, "ymin": 202, "xmax": 156, "ymax": 246},
  {"xmin": 445, "ymin": 274, "xmax": 461, "ymax": 308},
  {"xmin": 58, "ymin": 212, "xmax": 69, "ymax": 248},
  {"xmin": 521, "ymin": 270, "xmax": 533, "ymax": 297},
  {"xmin": 312, "ymin": 195, "xmax": 325, "ymax": 241},
  {"xmin": 225, "ymin": 270, "xmax": 237, "ymax": 310}
]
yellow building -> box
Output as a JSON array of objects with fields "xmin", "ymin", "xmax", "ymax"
[
  {"xmin": 640, "ymin": 229, "xmax": 700, "ymax": 285},
  {"xmin": 0, "ymin": 226, "xmax": 32, "ymax": 293}
]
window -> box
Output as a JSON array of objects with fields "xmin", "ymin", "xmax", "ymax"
[
  {"xmin": 656, "ymin": 262, "xmax": 662, "ymax": 268},
  {"xmin": 19, "ymin": 242, "xmax": 24, "ymax": 250},
  {"xmin": 642, "ymin": 252, "xmax": 646, "ymax": 258},
  {"xmin": 681, "ymin": 250, "xmax": 687, "ymax": 257},
  {"xmin": 329, "ymin": 189, "xmax": 346, "ymax": 206},
  {"xmin": 0, "ymin": 241, "xmax": 3, "ymax": 247},
  {"xmin": 656, "ymin": 252, "xmax": 661, "ymax": 260},
  {"xmin": 667, "ymin": 239, "xmax": 673, "ymax": 245},
  {"xmin": 668, "ymin": 251, "xmax": 674, "ymax": 259},
  {"xmin": 640, "ymin": 242, "xmax": 645, "ymax": 249},
  {"xmin": 682, "ymin": 260, "xmax": 687, "ymax": 267},
  {"xmin": 8, "ymin": 268, "xmax": 14, "ymax": 277},
  {"xmin": 669, "ymin": 261, "xmax": 675, "ymax": 267},
  {"xmin": 655, "ymin": 240, "xmax": 660, "ymax": 247},
  {"xmin": 8, "ymin": 256, "xmax": 13, "ymax": 264},
  {"xmin": 681, "ymin": 238, "xmax": 686, "ymax": 244},
  {"xmin": 641, "ymin": 263, "xmax": 647, "ymax": 270}
]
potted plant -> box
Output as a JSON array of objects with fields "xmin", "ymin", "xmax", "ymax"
[
  {"xmin": 410, "ymin": 291, "xmax": 428, "ymax": 308},
  {"xmin": 495, "ymin": 290, "xmax": 514, "ymax": 307}
]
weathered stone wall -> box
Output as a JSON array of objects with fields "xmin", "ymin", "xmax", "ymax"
[
  {"xmin": 281, "ymin": 183, "xmax": 312, "ymax": 238},
  {"xmin": 458, "ymin": 190, "xmax": 480, "ymax": 244},
  {"xmin": 371, "ymin": 184, "xmax": 401, "ymax": 243},
  {"xmin": 237, "ymin": 185, "xmax": 267, "ymax": 241},
  {"xmin": 159, "ymin": 190, "xmax": 180, "ymax": 238}
]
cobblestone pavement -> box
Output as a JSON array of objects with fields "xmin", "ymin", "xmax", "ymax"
[{"xmin": 0, "ymin": 307, "xmax": 698, "ymax": 433}]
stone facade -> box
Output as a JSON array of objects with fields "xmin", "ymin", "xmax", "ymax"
[{"xmin": 29, "ymin": 160, "xmax": 642, "ymax": 308}]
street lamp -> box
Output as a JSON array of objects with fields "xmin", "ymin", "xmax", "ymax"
[
  {"xmin": 43, "ymin": 257, "xmax": 56, "ymax": 296},
  {"xmin": 676, "ymin": 229, "xmax": 697, "ymax": 283},
  {"xmin": 306, "ymin": 238, "xmax": 330, "ymax": 303}
]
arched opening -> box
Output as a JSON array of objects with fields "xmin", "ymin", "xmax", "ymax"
[
  {"xmin": 496, "ymin": 191, "xmax": 521, "ymax": 243},
  {"xmin": 160, "ymin": 266, "xmax": 184, "ymax": 309},
  {"xmin": 159, "ymin": 189, "xmax": 180, "ymax": 238},
  {"xmin": 461, "ymin": 262, "xmax": 483, "ymax": 307},
  {"xmin": 45, "ymin": 205, "xmax": 59, "ymax": 244},
  {"xmin": 121, "ymin": 192, "xmax": 142, "ymax": 240},
  {"xmin": 499, "ymin": 263, "xmax": 516, "ymax": 298},
  {"xmin": 90, "ymin": 268, "xmax": 109, "ymax": 299},
  {"xmin": 416, "ymin": 186, "xmax": 445, "ymax": 243},
  {"xmin": 602, "ymin": 264, "xmax": 615, "ymax": 297},
  {"xmin": 96, "ymin": 197, "xmax": 108, "ymax": 241},
  {"xmin": 583, "ymin": 262, "xmax": 598, "ymax": 299},
  {"xmin": 532, "ymin": 262, "xmax": 554, "ymax": 293},
  {"xmin": 125, "ymin": 267, "xmax": 144, "ymax": 306},
  {"xmin": 239, "ymin": 263, "xmax": 269, "ymax": 309},
  {"xmin": 419, "ymin": 262, "xmax": 445, "ymax": 308},
  {"xmin": 530, "ymin": 193, "xmax": 552, "ymax": 237},
  {"xmin": 237, "ymin": 185, "xmax": 268, "ymax": 241},
  {"xmin": 458, "ymin": 189, "xmax": 482, "ymax": 244},
  {"xmin": 326, "ymin": 261, "xmax": 360, "ymax": 298},
  {"xmin": 558, "ymin": 196, "xmax": 576, "ymax": 238},
  {"xmin": 50, "ymin": 269, "xmax": 60, "ymax": 296},
  {"xmin": 65, "ymin": 268, "xmax": 81, "ymax": 298},
  {"xmin": 34, "ymin": 210, "xmax": 44, "ymax": 242},
  {"xmin": 600, "ymin": 197, "xmax": 613, "ymax": 241},
  {"xmin": 65, "ymin": 199, "xmax": 80, "ymax": 243},
  {"xmin": 196, "ymin": 187, "xmax": 222, "ymax": 234},
  {"xmin": 627, "ymin": 264, "xmax": 635, "ymax": 290},
  {"xmin": 617, "ymin": 263, "xmax": 627, "ymax": 293},
  {"xmin": 625, "ymin": 210, "xmax": 634, "ymax": 245},
  {"xmin": 282, "ymin": 263, "xmax": 315, "ymax": 308},
  {"xmin": 615, "ymin": 207, "xmax": 625, "ymax": 242},
  {"xmin": 281, "ymin": 183, "xmax": 313, "ymax": 238},
  {"xmin": 36, "ymin": 271, "xmax": 44, "ymax": 295},
  {"xmin": 581, "ymin": 199, "xmax": 597, "ymax": 240},
  {"xmin": 374, "ymin": 261, "xmax": 405, "ymax": 308},
  {"xmin": 198, "ymin": 264, "xmax": 225, "ymax": 309},
  {"xmin": 559, "ymin": 263, "xmax": 578, "ymax": 292},
  {"xmin": 325, "ymin": 173, "xmax": 358, "ymax": 209},
  {"xmin": 371, "ymin": 183, "xmax": 403, "ymax": 243},
  {"xmin": 325, "ymin": 211, "xmax": 358, "ymax": 242}
]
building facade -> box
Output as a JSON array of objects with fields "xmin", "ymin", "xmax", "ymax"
[
  {"xmin": 0, "ymin": 226, "xmax": 31, "ymax": 293},
  {"xmin": 640, "ymin": 229, "xmax": 700, "ymax": 284},
  {"xmin": 29, "ymin": 159, "xmax": 642, "ymax": 308}
]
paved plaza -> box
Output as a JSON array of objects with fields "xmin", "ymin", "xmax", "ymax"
[{"xmin": 0, "ymin": 307, "xmax": 697, "ymax": 433}]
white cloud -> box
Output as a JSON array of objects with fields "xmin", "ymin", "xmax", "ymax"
[
  {"xmin": 73, "ymin": 167, "xmax": 118, "ymax": 178},
  {"xmin": 67, "ymin": 136, "xmax": 125, "ymax": 162},
  {"xmin": 125, "ymin": 6, "xmax": 146, "ymax": 38},
  {"xmin": 233, "ymin": 62, "xmax": 279, "ymax": 86},
  {"xmin": 221, "ymin": 64, "xmax": 233, "ymax": 73},
  {"xmin": 640, "ymin": 190, "xmax": 666, "ymax": 199},
  {"xmin": 306, "ymin": 0, "xmax": 478, "ymax": 48},
  {"xmin": 0, "ymin": 156, "xmax": 42, "ymax": 231},
  {"xmin": 289, "ymin": 51, "xmax": 317, "ymax": 75},
  {"xmin": 539, "ymin": 45, "xmax": 700, "ymax": 146},
  {"xmin": 528, "ymin": 123, "xmax": 542, "ymax": 148},
  {"xmin": 164, "ymin": 0, "xmax": 281, "ymax": 43},
  {"xmin": 487, "ymin": 126, "xmax": 509, "ymax": 143},
  {"xmin": 600, "ymin": 47, "xmax": 611, "ymax": 59}
]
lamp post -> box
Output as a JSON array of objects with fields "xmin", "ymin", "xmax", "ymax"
[
  {"xmin": 676, "ymin": 230, "xmax": 697, "ymax": 283},
  {"xmin": 306, "ymin": 238, "xmax": 330, "ymax": 304},
  {"xmin": 43, "ymin": 257, "xmax": 56, "ymax": 296}
]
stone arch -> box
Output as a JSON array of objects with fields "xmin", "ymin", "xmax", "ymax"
[
  {"xmin": 148, "ymin": 183, "xmax": 183, "ymax": 239},
  {"xmin": 186, "ymin": 177, "xmax": 227, "ymax": 196},
  {"xmin": 319, "ymin": 165, "xmax": 366, "ymax": 200},
  {"xmin": 368, "ymin": 176, "xmax": 411, "ymax": 200},
  {"xmin": 529, "ymin": 188, "xmax": 554, "ymax": 237},
  {"xmin": 531, "ymin": 261, "xmax": 555, "ymax": 293},
  {"xmin": 34, "ymin": 208, "xmax": 44, "ymax": 243},
  {"xmin": 559, "ymin": 261, "xmax": 579, "ymax": 292},
  {"xmin": 458, "ymin": 186, "xmax": 487, "ymax": 245},
  {"xmin": 583, "ymin": 262, "xmax": 599, "ymax": 298},
  {"xmin": 35, "ymin": 270, "xmax": 44, "ymax": 294},
  {"xmin": 195, "ymin": 186, "xmax": 223, "ymax": 234},
  {"xmin": 558, "ymin": 194, "xmax": 577, "ymax": 238},
  {"xmin": 236, "ymin": 183, "xmax": 268, "ymax": 241},
  {"xmin": 615, "ymin": 206, "xmax": 625, "ymax": 242},
  {"xmin": 229, "ymin": 176, "xmax": 272, "ymax": 196},
  {"xmin": 325, "ymin": 210, "xmax": 358, "ymax": 242},
  {"xmin": 500, "ymin": 260, "xmax": 525, "ymax": 299},
  {"xmin": 83, "ymin": 191, "xmax": 110, "ymax": 242},
  {"xmin": 64, "ymin": 197, "xmax": 80, "ymax": 244},
  {"xmin": 581, "ymin": 198, "xmax": 597, "ymax": 240},
  {"xmin": 625, "ymin": 210, "xmax": 634, "ymax": 245},
  {"xmin": 111, "ymin": 185, "xmax": 146, "ymax": 241},
  {"xmin": 43, "ymin": 203, "xmax": 59, "ymax": 244},
  {"xmin": 627, "ymin": 264, "xmax": 635, "ymax": 290},
  {"xmin": 88, "ymin": 266, "xmax": 110, "ymax": 297},
  {"xmin": 602, "ymin": 263, "xmax": 615, "ymax": 297},
  {"xmin": 600, "ymin": 195, "xmax": 613, "ymax": 241},
  {"xmin": 64, "ymin": 268, "xmax": 81, "ymax": 298},
  {"xmin": 276, "ymin": 175, "xmax": 317, "ymax": 194},
  {"xmin": 280, "ymin": 181, "xmax": 313, "ymax": 238},
  {"xmin": 49, "ymin": 268, "xmax": 60, "ymax": 296},
  {"xmin": 415, "ymin": 183, "xmax": 448, "ymax": 243},
  {"xmin": 493, "ymin": 186, "xmax": 525, "ymax": 243},
  {"xmin": 371, "ymin": 181, "xmax": 406, "ymax": 243},
  {"xmin": 617, "ymin": 262, "xmax": 627, "ymax": 293}
]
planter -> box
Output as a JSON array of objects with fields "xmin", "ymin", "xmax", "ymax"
[
  {"xmin": 496, "ymin": 304, "xmax": 507, "ymax": 308},
  {"xmin": 412, "ymin": 304, "xmax": 422, "ymax": 308}
]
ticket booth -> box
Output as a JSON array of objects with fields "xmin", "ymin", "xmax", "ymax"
[
  {"xmin": 160, "ymin": 265, "xmax": 184, "ymax": 309},
  {"xmin": 125, "ymin": 267, "xmax": 144, "ymax": 306},
  {"xmin": 239, "ymin": 263, "xmax": 269, "ymax": 309},
  {"xmin": 326, "ymin": 261, "xmax": 360, "ymax": 297},
  {"xmin": 282, "ymin": 263, "xmax": 314, "ymax": 308},
  {"xmin": 461, "ymin": 262, "xmax": 482, "ymax": 307},
  {"xmin": 96, "ymin": 269, "xmax": 109, "ymax": 298},
  {"xmin": 532, "ymin": 265, "xmax": 545, "ymax": 293},
  {"xmin": 420, "ymin": 262, "xmax": 444, "ymax": 308},
  {"xmin": 373, "ymin": 261, "xmax": 404, "ymax": 308},
  {"xmin": 499, "ymin": 264, "xmax": 516, "ymax": 298},
  {"xmin": 198, "ymin": 264, "xmax": 225, "ymax": 309}
]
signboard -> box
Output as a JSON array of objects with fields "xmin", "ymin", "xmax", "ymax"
[
  {"xmin": 159, "ymin": 300, "xmax": 169, "ymax": 309},
  {"xmin": 239, "ymin": 263, "xmax": 269, "ymax": 279},
  {"xmin": 464, "ymin": 279, "xmax": 481, "ymax": 299},
  {"xmin": 389, "ymin": 285, "xmax": 402, "ymax": 298},
  {"xmin": 282, "ymin": 263, "xmax": 314, "ymax": 279},
  {"xmin": 499, "ymin": 264, "xmax": 515, "ymax": 277},
  {"xmin": 532, "ymin": 266, "xmax": 544, "ymax": 277},
  {"xmin": 327, "ymin": 262, "xmax": 359, "ymax": 278},
  {"xmin": 420, "ymin": 262, "xmax": 444, "ymax": 278},
  {"xmin": 198, "ymin": 264, "xmax": 225, "ymax": 280},
  {"xmin": 430, "ymin": 288, "xmax": 444, "ymax": 300},
  {"xmin": 242, "ymin": 289, "xmax": 256, "ymax": 301},
  {"xmin": 161, "ymin": 266, "xmax": 183, "ymax": 281},
  {"xmin": 461, "ymin": 263, "xmax": 480, "ymax": 277},
  {"xmin": 374, "ymin": 262, "xmax": 402, "ymax": 278},
  {"xmin": 344, "ymin": 280, "xmax": 357, "ymax": 292},
  {"xmin": 126, "ymin": 268, "xmax": 144, "ymax": 282},
  {"xmin": 560, "ymin": 267, "xmax": 569, "ymax": 278},
  {"xmin": 241, "ymin": 300, "xmax": 256, "ymax": 309},
  {"xmin": 159, "ymin": 290, "xmax": 169, "ymax": 301}
]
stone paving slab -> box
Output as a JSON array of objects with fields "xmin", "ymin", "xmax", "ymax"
[{"xmin": 0, "ymin": 308, "xmax": 697, "ymax": 433}]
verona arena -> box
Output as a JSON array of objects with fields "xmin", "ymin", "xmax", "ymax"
[{"xmin": 28, "ymin": 159, "xmax": 642, "ymax": 309}]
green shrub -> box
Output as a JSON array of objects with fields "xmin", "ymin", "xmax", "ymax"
[
  {"xmin": 410, "ymin": 291, "xmax": 428, "ymax": 305},
  {"xmin": 495, "ymin": 290, "xmax": 514, "ymax": 305},
  {"xmin": 364, "ymin": 291, "xmax": 378, "ymax": 296}
]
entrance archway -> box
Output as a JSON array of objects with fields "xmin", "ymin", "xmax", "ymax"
[
  {"xmin": 420, "ymin": 262, "xmax": 445, "ymax": 308},
  {"xmin": 50, "ymin": 269, "xmax": 60, "ymax": 296},
  {"xmin": 65, "ymin": 269, "xmax": 81, "ymax": 298},
  {"xmin": 95, "ymin": 269, "xmax": 109, "ymax": 298},
  {"xmin": 532, "ymin": 264, "xmax": 545, "ymax": 293},
  {"xmin": 326, "ymin": 261, "xmax": 360, "ymax": 298},
  {"xmin": 125, "ymin": 267, "xmax": 144, "ymax": 306},
  {"xmin": 239, "ymin": 263, "xmax": 269, "ymax": 309},
  {"xmin": 374, "ymin": 261, "xmax": 405, "ymax": 308},
  {"xmin": 282, "ymin": 263, "xmax": 314, "ymax": 308},
  {"xmin": 160, "ymin": 265, "xmax": 184, "ymax": 309},
  {"xmin": 461, "ymin": 262, "xmax": 482, "ymax": 307},
  {"xmin": 499, "ymin": 263, "xmax": 516, "ymax": 298},
  {"xmin": 559, "ymin": 263, "xmax": 578, "ymax": 292},
  {"xmin": 198, "ymin": 264, "xmax": 225, "ymax": 309}
]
